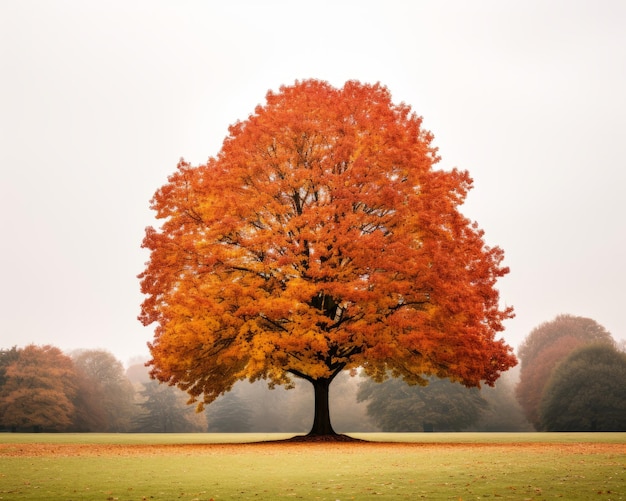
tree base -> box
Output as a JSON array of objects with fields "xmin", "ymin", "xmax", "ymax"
[{"xmin": 282, "ymin": 433, "xmax": 366, "ymax": 443}]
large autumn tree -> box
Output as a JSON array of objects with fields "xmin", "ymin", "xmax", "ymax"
[{"xmin": 139, "ymin": 80, "xmax": 516, "ymax": 436}]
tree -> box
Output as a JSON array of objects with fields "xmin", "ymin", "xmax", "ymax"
[
  {"xmin": 139, "ymin": 79, "xmax": 516, "ymax": 436},
  {"xmin": 0, "ymin": 346, "xmax": 19, "ymax": 388},
  {"xmin": 72, "ymin": 350, "xmax": 137, "ymax": 431},
  {"xmin": 205, "ymin": 386, "xmax": 253, "ymax": 432},
  {"xmin": 0, "ymin": 345, "xmax": 77, "ymax": 432},
  {"xmin": 515, "ymin": 315, "xmax": 614, "ymax": 429},
  {"xmin": 0, "ymin": 346, "xmax": 22, "ymax": 430},
  {"xmin": 206, "ymin": 380, "xmax": 300, "ymax": 433},
  {"xmin": 357, "ymin": 375, "xmax": 487, "ymax": 431},
  {"xmin": 517, "ymin": 314, "xmax": 612, "ymax": 365},
  {"xmin": 516, "ymin": 335, "xmax": 586, "ymax": 429},
  {"xmin": 69, "ymin": 368, "xmax": 108, "ymax": 432},
  {"xmin": 540, "ymin": 344, "xmax": 626, "ymax": 431},
  {"xmin": 134, "ymin": 381, "xmax": 207, "ymax": 433}
]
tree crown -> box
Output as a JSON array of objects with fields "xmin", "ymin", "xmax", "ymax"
[{"xmin": 139, "ymin": 79, "xmax": 516, "ymax": 409}]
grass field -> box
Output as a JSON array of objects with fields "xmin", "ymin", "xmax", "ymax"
[{"xmin": 0, "ymin": 433, "xmax": 624, "ymax": 500}]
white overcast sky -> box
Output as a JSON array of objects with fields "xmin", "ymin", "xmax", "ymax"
[{"xmin": 1, "ymin": 1, "xmax": 625, "ymax": 366}]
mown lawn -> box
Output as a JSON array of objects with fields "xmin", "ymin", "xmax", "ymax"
[{"xmin": 0, "ymin": 433, "xmax": 624, "ymax": 500}]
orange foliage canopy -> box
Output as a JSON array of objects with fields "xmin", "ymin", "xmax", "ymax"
[{"xmin": 139, "ymin": 80, "xmax": 516, "ymax": 410}]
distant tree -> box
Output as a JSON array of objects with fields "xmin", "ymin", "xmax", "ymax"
[
  {"xmin": 0, "ymin": 346, "xmax": 19, "ymax": 388},
  {"xmin": 517, "ymin": 315, "xmax": 613, "ymax": 364},
  {"xmin": 0, "ymin": 345, "xmax": 77, "ymax": 432},
  {"xmin": 206, "ymin": 380, "xmax": 306, "ymax": 433},
  {"xmin": 206, "ymin": 387, "xmax": 253, "ymax": 432},
  {"xmin": 516, "ymin": 336, "xmax": 586, "ymax": 429},
  {"xmin": 357, "ymin": 375, "xmax": 487, "ymax": 432},
  {"xmin": 0, "ymin": 347, "xmax": 20, "ymax": 430},
  {"xmin": 139, "ymin": 79, "xmax": 516, "ymax": 436},
  {"xmin": 466, "ymin": 369, "xmax": 533, "ymax": 432},
  {"xmin": 72, "ymin": 350, "xmax": 137, "ymax": 431},
  {"xmin": 69, "ymin": 367, "xmax": 108, "ymax": 432},
  {"xmin": 540, "ymin": 344, "xmax": 626, "ymax": 431},
  {"xmin": 515, "ymin": 315, "xmax": 614, "ymax": 429},
  {"xmin": 134, "ymin": 381, "xmax": 206, "ymax": 432}
]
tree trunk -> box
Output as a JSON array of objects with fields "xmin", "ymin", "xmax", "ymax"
[{"xmin": 308, "ymin": 377, "xmax": 337, "ymax": 436}]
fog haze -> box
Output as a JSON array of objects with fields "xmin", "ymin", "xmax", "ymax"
[{"xmin": 1, "ymin": 1, "xmax": 624, "ymax": 364}]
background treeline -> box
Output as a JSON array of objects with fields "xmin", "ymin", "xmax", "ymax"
[
  {"xmin": 1, "ymin": 313, "xmax": 623, "ymax": 433},
  {"xmin": 0, "ymin": 345, "xmax": 530, "ymax": 433}
]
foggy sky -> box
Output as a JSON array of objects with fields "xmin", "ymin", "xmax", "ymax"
[{"xmin": 1, "ymin": 1, "xmax": 625, "ymax": 366}]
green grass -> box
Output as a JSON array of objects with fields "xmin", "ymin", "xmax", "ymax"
[
  {"xmin": 0, "ymin": 432, "xmax": 294, "ymax": 445},
  {"xmin": 1, "ymin": 433, "xmax": 624, "ymax": 500},
  {"xmin": 2, "ymin": 431, "xmax": 624, "ymax": 445},
  {"xmin": 353, "ymin": 431, "xmax": 626, "ymax": 444}
]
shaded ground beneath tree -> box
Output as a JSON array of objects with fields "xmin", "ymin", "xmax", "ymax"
[{"xmin": 1, "ymin": 440, "xmax": 623, "ymax": 458}]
